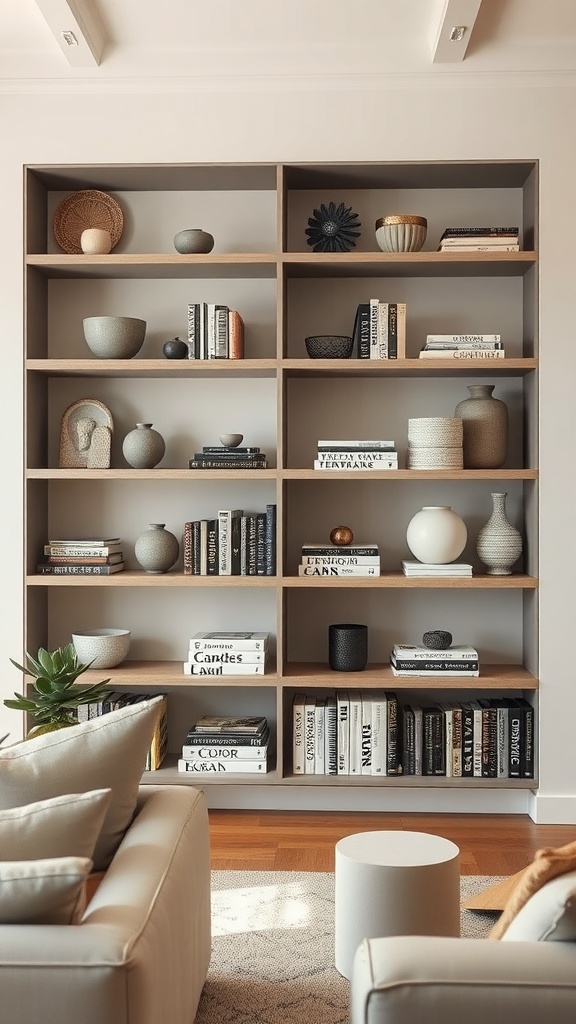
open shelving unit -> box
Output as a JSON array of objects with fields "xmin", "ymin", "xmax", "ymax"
[{"xmin": 23, "ymin": 159, "xmax": 539, "ymax": 796}]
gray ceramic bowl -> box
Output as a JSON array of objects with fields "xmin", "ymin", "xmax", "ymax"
[
  {"xmin": 174, "ymin": 228, "xmax": 214, "ymax": 254},
  {"xmin": 82, "ymin": 316, "xmax": 146, "ymax": 359},
  {"xmin": 305, "ymin": 335, "xmax": 354, "ymax": 359},
  {"xmin": 72, "ymin": 628, "xmax": 131, "ymax": 669}
]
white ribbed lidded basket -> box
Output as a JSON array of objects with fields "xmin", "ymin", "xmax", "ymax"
[{"xmin": 408, "ymin": 416, "xmax": 463, "ymax": 448}]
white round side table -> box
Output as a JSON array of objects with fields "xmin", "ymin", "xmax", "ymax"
[{"xmin": 334, "ymin": 829, "xmax": 460, "ymax": 979}]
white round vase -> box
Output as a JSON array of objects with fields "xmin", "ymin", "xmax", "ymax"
[
  {"xmin": 406, "ymin": 505, "xmax": 467, "ymax": 564},
  {"xmin": 80, "ymin": 227, "xmax": 112, "ymax": 254}
]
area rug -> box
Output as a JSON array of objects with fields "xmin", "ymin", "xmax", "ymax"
[{"xmin": 194, "ymin": 871, "xmax": 502, "ymax": 1024}]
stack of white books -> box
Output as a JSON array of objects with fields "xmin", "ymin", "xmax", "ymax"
[
  {"xmin": 419, "ymin": 333, "xmax": 505, "ymax": 360},
  {"xmin": 178, "ymin": 715, "xmax": 269, "ymax": 775},
  {"xmin": 299, "ymin": 543, "xmax": 380, "ymax": 577},
  {"xmin": 183, "ymin": 631, "xmax": 269, "ymax": 675},
  {"xmin": 437, "ymin": 226, "xmax": 520, "ymax": 252},
  {"xmin": 314, "ymin": 439, "xmax": 398, "ymax": 471},
  {"xmin": 402, "ymin": 560, "xmax": 473, "ymax": 577},
  {"xmin": 390, "ymin": 643, "xmax": 479, "ymax": 678}
]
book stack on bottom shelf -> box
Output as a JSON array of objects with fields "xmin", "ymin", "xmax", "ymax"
[
  {"xmin": 178, "ymin": 715, "xmax": 270, "ymax": 774},
  {"xmin": 390, "ymin": 643, "xmax": 479, "ymax": 677},
  {"xmin": 291, "ymin": 691, "xmax": 534, "ymax": 780},
  {"xmin": 183, "ymin": 631, "xmax": 269, "ymax": 675},
  {"xmin": 77, "ymin": 691, "xmax": 168, "ymax": 769}
]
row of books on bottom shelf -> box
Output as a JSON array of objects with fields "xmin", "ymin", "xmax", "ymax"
[
  {"xmin": 75, "ymin": 691, "xmax": 168, "ymax": 770},
  {"xmin": 292, "ymin": 691, "xmax": 534, "ymax": 779},
  {"xmin": 178, "ymin": 715, "xmax": 271, "ymax": 774}
]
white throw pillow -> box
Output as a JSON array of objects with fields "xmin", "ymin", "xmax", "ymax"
[
  {"xmin": 0, "ymin": 789, "xmax": 111, "ymax": 861},
  {"xmin": 0, "ymin": 697, "xmax": 163, "ymax": 870},
  {"xmin": 500, "ymin": 869, "xmax": 576, "ymax": 941},
  {"xmin": 0, "ymin": 857, "xmax": 92, "ymax": 924}
]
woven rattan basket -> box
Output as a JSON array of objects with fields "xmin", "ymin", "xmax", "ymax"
[{"xmin": 53, "ymin": 189, "xmax": 124, "ymax": 254}]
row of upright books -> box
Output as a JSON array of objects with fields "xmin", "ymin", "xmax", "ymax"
[
  {"xmin": 183, "ymin": 630, "xmax": 270, "ymax": 676},
  {"xmin": 188, "ymin": 443, "xmax": 267, "ymax": 470},
  {"xmin": 292, "ymin": 690, "xmax": 534, "ymax": 778},
  {"xmin": 37, "ymin": 536, "xmax": 125, "ymax": 576},
  {"xmin": 183, "ymin": 505, "xmax": 276, "ymax": 576},
  {"xmin": 178, "ymin": 714, "xmax": 270, "ymax": 774},
  {"xmin": 352, "ymin": 301, "xmax": 407, "ymax": 359},
  {"xmin": 437, "ymin": 225, "xmax": 520, "ymax": 253},
  {"xmin": 313, "ymin": 439, "xmax": 398, "ymax": 472},
  {"xmin": 298, "ymin": 542, "xmax": 380, "ymax": 578},
  {"xmin": 419, "ymin": 333, "xmax": 505, "ymax": 360},
  {"xmin": 76, "ymin": 692, "xmax": 168, "ymax": 770},
  {"xmin": 186, "ymin": 303, "xmax": 244, "ymax": 359}
]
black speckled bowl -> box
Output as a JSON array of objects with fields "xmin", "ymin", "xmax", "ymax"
[{"xmin": 305, "ymin": 335, "xmax": 353, "ymax": 359}]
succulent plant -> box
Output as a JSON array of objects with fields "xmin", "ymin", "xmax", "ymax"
[{"xmin": 6, "ymin": 643, "xmax": 111, "ymax": 737}]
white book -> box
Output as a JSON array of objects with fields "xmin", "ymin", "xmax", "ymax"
[
  {"xmin": 425, "ymin": 334, "xmax": 501, "ymax": 344},
  {"xmin": 314, "ymin": 459, "xmax": 397, "ymax": 471},
  {"xmin": 402, "ymin": 561, "xmax": 473, "ymax": 576},
  {"xmin": 314, "ymin": 697, "xmax": 326, "ymax": 775},
  {"xmin": 181, "ymin": 743, "xmax": 268, "ymax": 760},
  {"xmin": 299, "ymin": 564, "xmax": 380, "ymax": 577},
  {"xmin": 301, "ymin": 555, "xmax": 381, "ymax": 566},
  {"xmin": 418, "ymin": 349, "xmax": 506, "ymax": 359},
  {"xmin": 360, "ymin": 691, "xmax": 372, "ymax": 775},
  {"xmin": 471, "ymin": 700, "xmax": 483, "ymax": 777},
  {"xmin": 370, "ymin": 691, "xmax": 387, "ymax": 776},
  {"xmin": 449, "ymin": 703, "xmax": 463, "ymax": 778},
  {"xmin": 315, "ymin": 450, "xmax": 399, "ymax": 461},
  {"xmin": 392, "ymin": 643, "xmax": 478, "ymax": 661},
  {"xmin": 190, "ymin": 631, "xmax": 269, "ymax": 651},
  {"xmin": 292, "ymin": 692, "xmax": 306, "ymax": 774},
  {"xmin": 440, "ymin": 243, "xmax": 519, "ymax": 252},
  {"xmin": 391, "ymin": 667, "xmax": 479, "ymax": 678},
  {"xmin": 186, "ymin": 650, "xmax": 266, "ymax": 665},
  {"xmin": 348, "ymin": 692, "xmax": 362, "ymax": 775},
  {"xmin": 369, "ymin": 298, "xmax": 380, "ymax": 358},
  {"xmin": 178, "ymin": 758, "xmax": 267, "ymax": 774},
  {"xmin": 183, "ymin": 662, "xmax": 267, "ymax": 675},
  {"xmin": 336, "ymin": 691, "xmax": 350, "ymax": 775},
  {"xmin": 304, "ymin": 696, "xmax": 316, "ymax": 774},
  {"xmin": 324, "ymin": 696, "xmax": 338, "ymax": 775},
  {"xmin": 317, "ymin": 440, "xmax": 395, "ymax": 449},
  {"xmin": 377, "ymin": 300, "xmax": 388, "ymax": 358}
]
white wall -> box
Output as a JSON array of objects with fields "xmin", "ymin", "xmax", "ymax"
[{"xmin": 1, "ymin": 76, "xmax": 575, "ymax": 820}]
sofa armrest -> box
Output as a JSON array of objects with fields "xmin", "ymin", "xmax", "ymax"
[
  {"xmin": 352, "ymin": 935, "xmax": 576, "ymax": 1024},
  {"xmin": 0, "ymin": 785, "xmax": 211, "ymax": 1024}
]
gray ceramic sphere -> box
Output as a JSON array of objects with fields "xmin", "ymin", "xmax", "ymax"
[
  {"xmin": 83, "ymin": 316, "xmax": 146, "ymax": 359},
  {"xmin": 135, "ymin": 523, "xmax": 179, "ymax": 574},
  {"xmin": 173, "ymin": 228, "xmax": 214, "ymax": 254},
  {"xmin": 122, "ymin": 423, "xmax": 166, "ymax": 469},
  {"xmin": 422, "ymin": 630, "xmax": 453, "ymax": 650}
]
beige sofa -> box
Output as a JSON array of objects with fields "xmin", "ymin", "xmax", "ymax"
[{"xmin": 0, "ymin": 785, "xmax": 211, "ymax": 1024}]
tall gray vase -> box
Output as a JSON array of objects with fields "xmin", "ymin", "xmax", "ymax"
[
  {"xmin": 455, "ymin": 384, "xmax": 508, "ymax": 468},
  {"xmin": 476, "ymin": 492, "xmax": 522, "ymax": 575}
]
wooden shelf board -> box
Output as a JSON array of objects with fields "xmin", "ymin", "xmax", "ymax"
[
  {"xmin": 282, "ymin": 662, "xmax": 537, "ymax": 689},
  {"xmin": 279, "ymin": 774, "xmax": 537, "ymax": 788},
  {"xmin": 27, "ymin": 468, "xmax": 277, "ymax": 480},
  {"xmin": 282, "ymin": 572, "xmax": 538, "ymax": 589},
  {"xmin": 26, "ymin": 358, "xmax": 277, "ymax": 378},
  {"xmin": 282, "ymin": 252, "xmax": 537, "ymax": 279},
  {"xmin": 27, "ymin": 253, "xmax": 278, "ymax": 280},
  {"xmin": 26, "ymin": 572, "xmax": 278, "ymax": 587},
  {"xmin": 282, "ymin": 358, "xmax": 537, "ymax": 378},
  {"xmin": 82, "ymin": 660, "xmax": 278, "ymax": 686},
  {"xmin": 282, "ymin": 469, "xmax": 537, "ymax": 480}
]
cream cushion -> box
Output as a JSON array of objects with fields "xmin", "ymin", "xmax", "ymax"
[
  {"xmin": 0, "ymin": 697, "xmax": 163, "ymax": 870},
  {"xmin": 500, "ymin": 869, "xmax": 576, "ymax": 942},
  {"xmin": 0, "ymin": 789, "xmax": 112, "ymax": 861},
  {"xmin": 0, "ymin": 856, "xmax": 92, "ymax": 924},
  {"xmin": 490, "ymin": 839, "xmax": 576, "ymax": 939}
]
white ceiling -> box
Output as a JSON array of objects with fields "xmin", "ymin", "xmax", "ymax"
[{"xmin": 2, "ymin": 0, "xmax": 576, "ymax": 87}]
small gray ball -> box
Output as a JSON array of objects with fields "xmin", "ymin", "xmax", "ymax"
[{"xmin": 422, "ymin": 630, "xmax": 452, "ymax": 650}]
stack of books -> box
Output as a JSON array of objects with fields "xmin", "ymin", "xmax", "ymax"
[
  {"xmin": 188, "ymin": 444, "xmax": 267, "ymax": 470},
  {"xmin": 298, "ymin": 543, "xmax": 380, "ymax": 577},
  {"xmin": 419, "ymin": 334, "xmax": 505, "ymax": 360},
  {"xmin": 314, "ymin": 439, "xmax": 398, "ymax": 471},
  {"xmin": 37, "ymin": 536, "xmax": 125, "ymax": 575},
  {"xmin": 183, "ymin": 504, "xmax": 276, "ymax": 575},
  {"xmin": 183, "ymin": 631, "xmax": 269, "ymax": 676},
  {"xmin": 178, "ymin": 714, "xmax": 269, "ymax": 774},
  {"xmin": 437, "ymin": 226, "xmax": 520, "ymax": 253},
  {"xmin": 390, "ymin": 643, "xmax": 479, "ymax": 677},
  {"xmin": 352, "ymin": 300, "xmax": 406, "ymax": 359},
  {"xmin": 402, "ymin": 560, "xmax": 473, "ymax": 577},
  {"xmin": 186, "ymin": 303, "xmax": 244, "ymax": 359}
]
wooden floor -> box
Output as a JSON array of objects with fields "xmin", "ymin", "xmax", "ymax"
[{"xmin": 209, "ymin": 809, "xmax": 576, "ymax": 874}]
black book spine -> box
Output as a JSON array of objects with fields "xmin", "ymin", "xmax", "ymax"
[
  {"xmin": 515, "ymin": 698, "xmax": 535, "ymax": 778},
  {"xmin": 246, "ymin": 515, "xmax": 258, "ymax": 575},
  {"xmin": 352, "ymin": 302, "xmax": 371, "ymax": 358},
  {"xmin": 255, "ymin": 512, "xmax": 267, "ymax": 575},
  {"xmin": 230, "ymin": 514, "xmax": 242, "ymax": 575},
  {"xmin": 506, "ymin": 699, "xmax": 523, "ymax": 778},
  {"xmin": 183, "ymin": 521, "xmax": 194, "ymax": 575},
  {"xmin": 401, "ymin": 705, "xmax": 415, "ymax": 775},
  {"xmin": 265, "ymin": 503, "xmax": 277, "ymax": 576},
  {"xmin": 479, "ymin": 700, "xmax": 498, "ymax": 778},
  {"xmin": 385, "ymin": 691, "xmax": 401, "ymax": 775},
  {"xmin": 388, "ymin": 302, "xmax": 397, "ymax": 359},
  {"xmin": 422, "ymin": 706, "xmax": 445, "ymax": 776},
  {"xmin": 192, "ymin": 520, "xmax": 202, "ymax": 575},
  {"xmin": 206, "ymin": 520, "xmax": 219, "ymax": 575}
]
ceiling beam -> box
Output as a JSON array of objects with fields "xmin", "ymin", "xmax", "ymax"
[
  {"xmin": 430, "ymin": 0, "xmax": 483, "ymax": 63},
  {"xmin": 34, "ymin": 0, "xmax": 107, "ymax": 67}
]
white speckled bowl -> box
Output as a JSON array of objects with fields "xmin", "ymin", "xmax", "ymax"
[
  {"xmin": 82, "ymin": 316, "xmax": 146, "ymax": 359},
  {"xmin": 72, "ymin": 628, "xmax": 131, "ymax": 669}
]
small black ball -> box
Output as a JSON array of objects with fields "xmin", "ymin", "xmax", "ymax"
[
  {"xmin": 163, "ymin": 337, "xmax": 188, "ymax": 359},
  {"xmin": 422, "ymin": 630, "xmax": 452, "ymax": 650}
]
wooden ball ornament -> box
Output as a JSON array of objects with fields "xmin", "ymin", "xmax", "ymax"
[{"xmin": 330, "ymin": 526, "xmax": 354, "ymax": 546}]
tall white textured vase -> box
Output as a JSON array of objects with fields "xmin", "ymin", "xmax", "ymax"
[
  {"xmin": 406, "ymin": 505, "xmax": 467, "ymax": 564},
  {"xmin": 476, "ymin": 492, "xmax": 522, "ymax": 575}
]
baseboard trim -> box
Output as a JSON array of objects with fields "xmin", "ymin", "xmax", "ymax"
[{"xmin": 528, "ymin": 793, "xmax": 576, "ymax": 824}]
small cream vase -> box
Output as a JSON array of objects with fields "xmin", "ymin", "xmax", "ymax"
[{"xmin": 80, "ymin": 228, "xmax": 112, "ymax": 254}]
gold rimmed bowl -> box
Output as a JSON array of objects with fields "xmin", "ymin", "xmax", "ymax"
[{"xmin": 375, "ymin": 215, "xmax": 427, "ymax": 253}]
